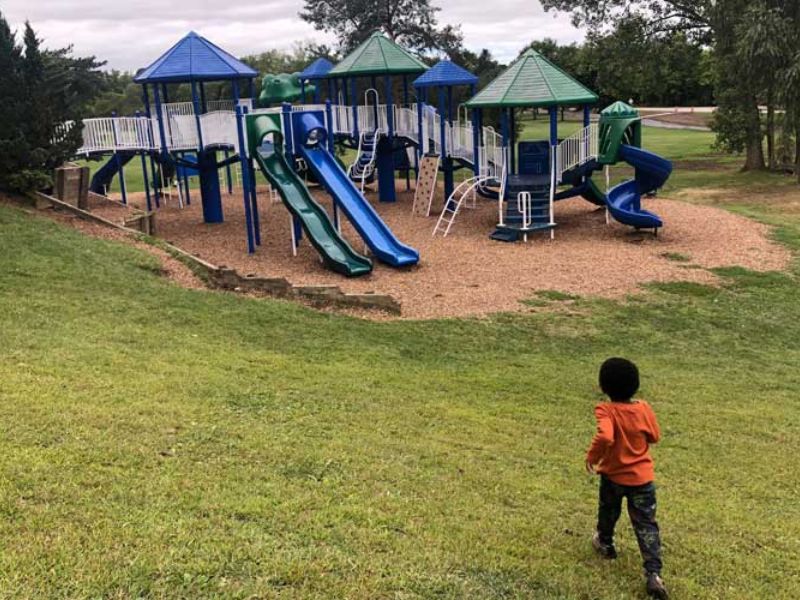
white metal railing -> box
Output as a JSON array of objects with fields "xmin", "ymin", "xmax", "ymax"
[
  {"xmin": 517, "ymin": 191, "xmax": 533, "ymax": 229},
  {"xmin": 394, "ymin": 106, "xmax": 418, "ymax": 142},
  {"xmin": 77, "ymin": 116, "xmax": 154, "ymax": 155},
  {"xmin": 332, "ymin": 104, "xmax": 352, "ymax": 134},
  {"xmin": 448, "ymin": 120, "xmax": 474, "ymax": 161},
  {"xmin": 199, "ymin": 111, "xmax": 238, "ymax": 148},
  {"xmin": 292, "ymin": 103, "xmax": 326, "ymax": 113},
  {"xmin": 164, "ymin": 114, "xmax": 199, "ymax": 151},
  {"xmin": 555, "ymin": 123, "xmax": 598, "ymax": 182}
]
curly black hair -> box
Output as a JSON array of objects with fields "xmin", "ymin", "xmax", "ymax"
[{"xmin": 599, "ymin": 358, "xmax": 640, "ymax": 402}]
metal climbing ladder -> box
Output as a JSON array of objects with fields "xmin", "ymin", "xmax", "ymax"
[{"xmin": 433, "ymin": 168, "xmax": 505, "ymax": 237}]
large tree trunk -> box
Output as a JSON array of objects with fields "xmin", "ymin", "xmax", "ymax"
[{"xmin": 742, "ymin": 98, "xmax": 766, "ymax": 171}]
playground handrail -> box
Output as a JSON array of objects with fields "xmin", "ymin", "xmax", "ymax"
[{"xmin": 555, "ymin": 123, "xmax": 598, "ymax": 182}]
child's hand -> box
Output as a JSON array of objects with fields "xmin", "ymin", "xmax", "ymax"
[{"xmin": 585, "ymin": 460, "xmax": 596, "ymax": 475}]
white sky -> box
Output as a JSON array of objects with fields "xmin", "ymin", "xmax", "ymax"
[{"xmin": 2, "ymin": 0, "xmax": 585, "ymax": 72}]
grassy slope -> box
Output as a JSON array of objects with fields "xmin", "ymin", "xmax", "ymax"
[{"xmin": 2, "ymin": 163, "xmax": 800, "ymax": 598}]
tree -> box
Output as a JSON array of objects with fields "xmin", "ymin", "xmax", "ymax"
[
  {"xmin": 0, "ymin": 13, "xmax": 104, "ymax": 193},
  {"xmin": 539, "ymin": 0, "xmax": 770, "ymax": 171},
  {"xmin": 300, "ymin": 0, "xmax": 462, "ymax": 55}
]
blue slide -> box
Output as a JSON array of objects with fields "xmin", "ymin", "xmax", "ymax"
[
  {"xmin": 300, "ymin": 144, "xmax": 419, "ymax": 267},
  {"xmin": 89, "ymin": 152, "xmax": 135, "ymax": 194},
  {"xmin": 606, "ymin": 145, "xmax": 672, "ymax": 230}
]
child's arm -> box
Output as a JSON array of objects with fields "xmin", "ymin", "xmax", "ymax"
[
  {"xmin": 586, "ymin": 404, "xmax": 614, "ymax": 467},
  {"xmin": 644, "ymin": 403, "xmax": 661, "ymax": 444}
]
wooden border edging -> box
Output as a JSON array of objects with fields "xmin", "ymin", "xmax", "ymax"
[{"xmin": 33, "ymin": 192, "xmax": 402, "ymax": 315}]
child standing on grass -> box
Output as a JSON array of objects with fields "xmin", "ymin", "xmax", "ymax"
[{"xmin": 586, "ymin": 358, "xmax": 668, "ymax": 600}]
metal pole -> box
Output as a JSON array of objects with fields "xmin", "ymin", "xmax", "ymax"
[
  {"xmin": 142, "ymin": 85, "xmax": 160, "ymax": 205},
  {"xmin": 470, "ymin": 84, "xmax": 479, "ymax": 176},
  {"xmin": 136, "ymin": 110, "xmax": 152, "ymax": 212},
  {"xmin": 191, "ymin": 80, "xmax": 204, "ymax": 149},
  {"xmin": 234, "ymin": 105, "xmax": 255, "ymax": 253}
]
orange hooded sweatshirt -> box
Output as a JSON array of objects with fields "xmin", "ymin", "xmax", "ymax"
[{"xmin": 586, "ymin": 400, "xmax": 661, "ymax": 486}]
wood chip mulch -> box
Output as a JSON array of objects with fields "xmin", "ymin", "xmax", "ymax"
[{"xmin": 86, "ymin": 182, "xmax": 791, "ymax": 320}]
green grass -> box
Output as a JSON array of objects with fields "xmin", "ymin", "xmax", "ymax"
[{"xmin": 2, "ymin": 149, "xmax": 800, "ymax": 598}]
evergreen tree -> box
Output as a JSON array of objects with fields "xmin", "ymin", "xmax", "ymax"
[{"xmin": 0, "ymin": 12, "xmax": 104, "ymax": 193}]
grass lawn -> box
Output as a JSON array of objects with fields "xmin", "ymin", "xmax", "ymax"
[{"xmin": 3, "ymin": 128, "xmax": 800, "ymax": 597}]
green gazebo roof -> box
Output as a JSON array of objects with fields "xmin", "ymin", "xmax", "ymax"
[
  {"xmin": 601, "ymin": 100, "xmax": 640, "ymax": 118},
  {"xmin": 328, "ymin": 32, "xmax": 428, "ymax": 77},
  {"xmin": 466, "ymin": 49, "xmax": 598, "ymax": 108}
]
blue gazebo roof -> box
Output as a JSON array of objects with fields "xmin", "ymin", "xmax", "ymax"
[
  {"xmin": 134, "ymin": 31, "xmax": 257, "ymax": 84},
  {"xmin": 300, "ymin": 58, "xmax": 334, "ymax": 81},
  {"xmin": 413, "ymin": 60, "xmax": 478, "ymax": 88}
]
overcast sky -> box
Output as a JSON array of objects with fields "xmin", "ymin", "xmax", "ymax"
[{"xmin": 2, "ymin": 1, "xmax": 584, "ymax": 72}]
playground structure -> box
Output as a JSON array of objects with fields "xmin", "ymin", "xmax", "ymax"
[{"xmin": 66, "ymin": 30, "xmax": 672, "ymax": 279}]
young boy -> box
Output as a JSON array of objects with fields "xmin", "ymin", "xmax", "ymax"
[{"xmin": 586, "ymin": 358, "xmax": 668, "ymax": 600}]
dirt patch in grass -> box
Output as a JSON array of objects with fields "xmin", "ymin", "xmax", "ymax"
[{"xmin": 82, "ymin": 182, "xmax": 791, "ymax": 320}]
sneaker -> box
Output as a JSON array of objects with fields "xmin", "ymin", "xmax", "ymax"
[
  {"xmin": 591, "ymin": 531, "xmax": 617, "ymax": 559},
  {"xmin": 646, "ymin": 572, "xmax": 669, "ymax": 599}
]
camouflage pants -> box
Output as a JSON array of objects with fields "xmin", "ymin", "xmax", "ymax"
[{"xmin": 597, "ymin": 476, "xmax": 663, "ymax": 574}]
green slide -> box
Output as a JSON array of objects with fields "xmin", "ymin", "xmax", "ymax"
[
  {"xmin": 253, "ymin": 149, "xmax": 372, "ymax": 277},
  {"xmin": 246, "ymin": 113, "xmax": 371, "ymax": 277}
]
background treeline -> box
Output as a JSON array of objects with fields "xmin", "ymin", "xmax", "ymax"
[{"xmin": 89, "ymin": 22, "xmax": 713, "ymax": 117}]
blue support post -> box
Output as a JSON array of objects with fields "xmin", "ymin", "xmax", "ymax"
[
  {"xmin": 509, "ymin": 108, "xmax": 516, "ymax": 175},
  {"xmin": 385, "ymin": 75, "xmax": 394, "ymax": 138},
  {"xmin": 142, "ymin": 85, "xmax": 160, "ymax": 206},
  {"xmin": 199, "ymin": 82, "xmax": 207, "ymax": 113},
  {"xmin": 415, "ymin": 86, "xmax": 424, "ymax": 160},
  {"xmin": 325, "ymin": 100, "xmax": 335, "ymax": 153},
  {"xmin": 110, "ymin": 110, "xmax": 127, "ymax": 204},
  {"xmin": 471, "ymin": 84, "xmax": 480, "ymax": 176},
  {"xmin": 161, "ymin": 83, "xmax": 169, "ymax": 103},
  {"xmin": 328, "ymin": 79, "xmax": 334, "ymax": 103},
  {"xmin": 549, "ymin": 106, "xmax": 558, "ymax": 147},
  {"xmin": 438, "ymin": 87, "xmax": 453, "ymax": 200},
  {"xmin": 224, "ymin": 148, "xmax": 233, "ymax": 194},
  {"xmin": 583, "ymin": 104, "xmax": 591, "ymax": 128},
  {"xmin": 181, "ymin": 153, "xmax": 191, "ymax": 205},
  {"xmin": 438, "ymin": 87, "xmax": 447, "ymax": 157},
  {"xmin": 136, "ymin": 110, "xmax": 152, "ymax": 212},
  {"xmin": 447, "ymin": 87, "xmax": 453, "ymax": 124},
  {"xmin": 349, "ymin": 78, "xmax": 359, "ymax": 139},
  {"xmin": 402, "ymin": 75, "xmax": 409, "ymax": 107},
  {"xmin": 314, "ymin": 81, "xmax": 321, "ymax": 104},
  {"xmin": 282, "ymin": 103, "xmax": 294, "ymax": 160},
  {"xmin": 501, "ymin": 107, "xmax": 510, "ymax": 173},
  {"xmin": 191, "ymin": 81, "xmax": 204, "ymax": 149},
  {"xmin": 234, "ymin": 105, "xmax": 255, "ymax": 253}
]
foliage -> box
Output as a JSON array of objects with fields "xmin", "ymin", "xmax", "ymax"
[
  {"xmin": 0, "ymin": 12, "xmax": 104, "ymax": 193},
  {"xmin": 521, "ymin": 27, "xmax": 712, "ymax": 108},
  {"xmin": 300, "ymin": 0, "xmax": 462, "ymax": 56},
  {"xmin": 539, "ymin": 0, "xmax": 800, "ymax": 176}
]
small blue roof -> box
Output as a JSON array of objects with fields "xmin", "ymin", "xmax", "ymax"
[
  {"xmin": 134, "ymin": 32, "xmax": 257, "ymax": 84},
  {"xmin": 413, "ymin": 60, "xmax": 478, "ymax": 88},
  {"xmin": 300, "ymin": 58, "xmax": 334, "ymax": 81}
]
